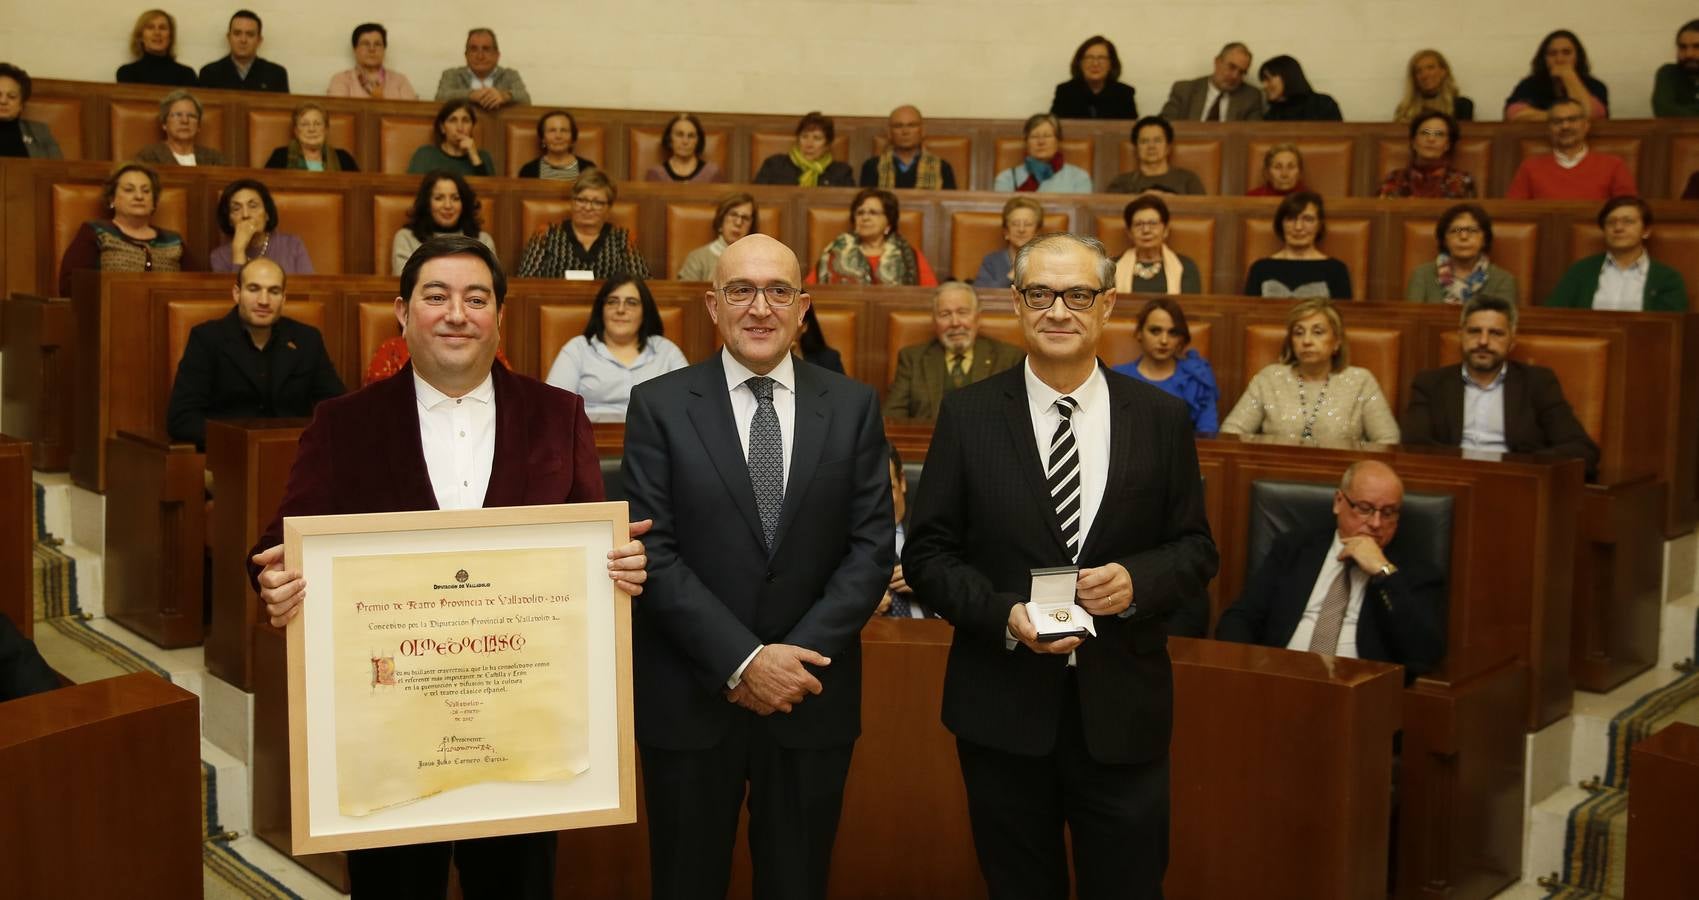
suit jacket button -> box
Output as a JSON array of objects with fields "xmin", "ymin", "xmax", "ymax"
[{"xmin": 765, "ymin": 571, "xmax": 776, "ymax": 584}]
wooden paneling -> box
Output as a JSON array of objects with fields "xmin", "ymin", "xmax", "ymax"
[
  {"xmin": 0, "ymin": 437, "xmax": 32, "ymax": 637},
  {"xmin": 1627, "ymin": 722, "xmax": 1699, "ymax": 900},
  {"xmin": 1, "ymin": 296, "xmax": 75, "ymax": 471}
]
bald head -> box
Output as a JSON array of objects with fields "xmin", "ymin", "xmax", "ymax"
[
  {"xmin": 708, "ymin": 233, "xmax": 810, "ymax": 375},
  {"xmin": 713, "ymin": 233, "xmax": 800, "ymax": 288},
  {"xmin": 233, "ymin": 256, "xmax": 287, "ymax": 333},
  {"xmin": 888, "ymin": 105, "xmax": 924, "ymax": 154},
  {"xmin": 1336, "ymin": 460, "xmax": 1404, "ymax": 547}
]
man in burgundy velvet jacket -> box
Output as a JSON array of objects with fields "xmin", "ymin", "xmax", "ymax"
[{"xmin": 248, "ymin": 234, "xmax": 649, "ymax": 900}]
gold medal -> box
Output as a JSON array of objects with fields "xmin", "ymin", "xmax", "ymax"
[{"xmin": 1050, "ymin": 609, "xmax": 1071, "ymax": 623}]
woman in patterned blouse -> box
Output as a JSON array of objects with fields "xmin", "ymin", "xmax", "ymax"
[
  {"xmin": 1378, "ymin": 111, "xmax": 1476, "ymax": 199},
  {"xmin": 516, "ymin": 170, "xmax": 649, "ymax": 280},
  {"xmin": 1219, "ymin": 298, "xmax": 1400, "ymax": 444},
  {"xmin": 58, "ymin": 163, "xmax": 189, "ymax": 295}
]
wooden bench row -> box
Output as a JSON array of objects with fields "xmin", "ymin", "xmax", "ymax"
[
  {"xmin": 7, "ymin": 158, "xmax": 1699, "ymax": 307},
  {"xmin": 22, "ymin": 77, "xmax": 1699, "ymax": 199}
]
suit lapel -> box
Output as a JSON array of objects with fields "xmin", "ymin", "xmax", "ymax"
[
  {"xmin": 1438, "ymin": 368, "xmax": 1466, "ymax": 442},
  {"xmin": 922, "ymin": 342, "xmax": 947, "ymax": 400},
  {"xmin": 385, "ymin": 363, "xmax": 439, "ymax": 510},
  {"xmin": 970, "ymin": 336, "xmax": 1001, "ymax": 382},
  {"xmin": 775, "ymin": 363, "xmax": 828, "ymax": 547},
  {"xmin": 1273, "ymin": 533, "xmax": 1334, "ymax": 646},
  {"xmin": 1500, "ymin": 363, "xmax": 1531, "ymax": 449},
  {"xmin": 687, "ymin": 356, "xmax": 767, "ymax": 550},
  {"xmin": 1001, "ymin": 375, "xmax": 1069, "ymax": 556},
  {"xmin": 482, "ymin": 365, "xmax": 529, "ymax": 507}
]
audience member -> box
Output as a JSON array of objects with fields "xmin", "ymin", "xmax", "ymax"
[
  {"xmin": 198, "ymin": 10, "xmax": 288, "ymax": 92},
  {"xmin": 882, "ymin": 281, "xmax": 1023, "ymax": 420},
  {"xmin": 644, "ymin": 113, "xmax": 722, "ymax": 183},
  {"xmin": 434, "ymin": 28, "xmax": 529, "ymax": 109},
  {"xmin": 543, "ymin": 278, "xmax": 687, "ymax": 422},
  {"xmin": 753, "ymin": 111, "xmax": 854, "ymax": 186},
  {"xmin": 1243, "ymin": 192, "xmax": 1353, "ymax": 300},
  {"xmin": 326, "ymin": 23, "xmax": 416, "ymax": 99},
  {"xmin": 1220, "ymin": 298, "xmax": 1399, "ymax": 443},
  {"xmin": 808, "ymin": 188, "xmax": 937, "ymax": 286},
  {"xmin": 1114, "ymin": 195, "xmax": 1202, "ymax": 295},
  {"xmin": 1259, "ymin": 55, "xmax": 1342, "ymax": 121},
  {"xmin": 973, "ymin": 196, "xmax": 1043, "ymax": 288},
  {"xmin": 0, "ymin": 615, "xmax": 58, "ymax": 702},
  {"xmin": 0, "ymin": 64, "xmax": 63, "ymax": 159},
  {"xmin": 793, "ymin": 304, "xmax": 843, "ymax": 373},
  {"xmin": 58, "ymin": 163, "xmax": 188, "ymax": 295},
  {"xmin": 1505, "ymin": 98, "xmax": 1636, "ymax": 200},
  {"xmin": 166, "ymin": 258, "xmax": 343, "ymax": 450},
  {"xmin": 1248, "ymin": 143, "xmax": 1306, "ymax": 197},
  {"xmin": 676, "ymin": 193, "xmax": 755, "ymax": 281},
  {"xmin": 209, "ymin": 178, "xmax": 313, "ymax": 274},
  {"xmin": 135, "ymin": 90, "xmax": 228, "ymax": 166},
  {"xmin": 1162, "ymin": 41, "xmax": 1264, "ymax": 121},
  {"xmin": 264, "ymin": 102, "xmax": 358, "ymax": 171},
  {"xmin": 116, "ymin": 9, "xmax": 197, "ymax": 86},
  {"xmin": 1050, "ymin": 35, "xmax": 1138, "ymax": 119},
  {"xmin": 1215, "ymin": 460, "xmax": 1445, "ymax": 681},
  {"xmin": 1652, "ymin": 19, "xmax": 1699, "ymax": 117},
  {"xmin": 1402, "ymin": 296, "xmax": 1600, "ymax": 478},
  {"xmin": 877, "ymin": 443, "xmax": 924, "ymax": 618},
  {"xmin": 859, "ymin": 105, "xmax": 957, "ymax": 190},
  {"xmin": 1110, "ymin": 297, "xmax": 1219, "ymax": 432},
  {"xmin": 518, "ymin": 110, "xmax": 596, "ymax": 180},
  {"xmin": 1406, "ymin": 203, "xmax": 1518, "ymax": 305},
  {"xmin": 1106, "ymin": 115, "xmax": 1206, "ymax": 194},
  {"xmin": 391, "ymin": 171, "xmax": 495, "ymax": 274},
  {"xmin": 517, "ymin": 170, "xmax": 648, "ymax": 280},
  {"xmin": 1547, "ymin": 196, "xmax": 1689, "ymax": 312},
  {"xmin": 992, "ymin": 113, "xmax": 1093, "ymax": 193},
  {"xmin": 1394, "ymin": 49, "xmax": 1474, "ymax": 122},
  {"xmin": 1377, "ymin": 111, "xmax": 1477, "ymax": 198},
  {"xmin": 407, "ymin": 99, "xmax": 494, "ymax": 176},
  {"xmin": 1505, "ymin": 30, "xmax": 1608, "ymax": 120}
]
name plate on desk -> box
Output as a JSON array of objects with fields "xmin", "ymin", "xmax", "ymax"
[
  {"xmin": 1026, "ymin": 566, "xmax": 1093, "ymax": 642},
  {"xmin": 283, "ymin": 503, "xmax": 636, "ymax": 853}
]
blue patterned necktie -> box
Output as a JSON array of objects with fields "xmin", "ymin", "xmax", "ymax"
[{"xmin": 746, "ymin": 376, "xmax": 784, "ymax": 550}]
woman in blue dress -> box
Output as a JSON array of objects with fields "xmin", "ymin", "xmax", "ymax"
[{"xmin": 1111, "ymin": 297, "xmax": 1218, "ymax": 432}]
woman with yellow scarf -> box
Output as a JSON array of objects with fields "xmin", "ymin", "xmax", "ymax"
[{"xmin": 754, "ymin": 111, "xmax": 855, "ymax": 187}]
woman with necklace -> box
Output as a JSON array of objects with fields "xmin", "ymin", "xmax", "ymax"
[
  {"xmin": 644, "ymin": 113, "xmax": 723, "ymax": 183},
  {"xmin": 1110, "ymin": 298, "xmax": 1218, "ymax": 432},
  {"xmin": 57, "ymin": 164, "xmax": 189, "ymax": 295},
  {"xmin": 1113, "ymin": 195, "xmax": 1202, "ymax": 295},
  {"xmin": 1220, "ymin": 298, "xmax": 1400, "ymax": 444},
  {"xmin": 209, "ymin": 179, "xmax": 314, "ymax": 274}
]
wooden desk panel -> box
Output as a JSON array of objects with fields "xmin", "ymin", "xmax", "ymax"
[
  {"xmin": 1627, "ymin": 722, "xmax": 1699, "ymax": 900},
  {"xmin": 0, "ymin": 437, "xmax": 32, "ymax": 637},
  {"xmin": 0, "ymin": 295, "xmax": 75, "ymax": 471}
]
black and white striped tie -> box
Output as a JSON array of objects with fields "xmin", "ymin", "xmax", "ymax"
[{"xmin": 1047, "ymin": 396, "xmax": 1082, "ymax": 561}]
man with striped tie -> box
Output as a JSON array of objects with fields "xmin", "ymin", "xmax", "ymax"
[
  {"xmin": 1215, "ymin": 460, "xmax": 1446, "ymax": 682},
  {"xmin": 904, "ymin": 233, "xmax": 1217, "ymax": 899}
]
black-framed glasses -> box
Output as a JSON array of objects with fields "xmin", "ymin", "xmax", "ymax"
[
  {"xmin": 720, "ymin": 283, "xmax": 799, "ymax": 307},
  {"xmin": 1339, "ymin": 490, "xmax": 1401, "ymax": 521},
  {"xmin": 1015, "ymin": 285, "xmax": 1106, "ymax": 311}
]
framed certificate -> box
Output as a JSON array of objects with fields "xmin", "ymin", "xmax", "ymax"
[{"xmin": 283, "ymin": 502, "xmax": 635, "ymax": 854}]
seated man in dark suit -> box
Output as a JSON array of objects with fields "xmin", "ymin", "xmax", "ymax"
[
  {"xmin": 1402, "ymin": 296, "xmax": 1600, "ymax": 480},
  {"xmin": 197, "ymin": 10, "xmax": 289, "ymax": 92},
  {"xmin": 1216, "ymin": 460, "xmax": 1446, "ymax": 681},
  {"xmin": 166, "ymin": 257, "xmax": 344, "ymax": 451},
  {"xmin": 881, "ymin": 281, "xmax": 1023, "ymax": 420}
]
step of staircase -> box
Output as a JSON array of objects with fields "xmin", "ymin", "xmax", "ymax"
[
  {"xmin": 34, "ymin": 472, "xmax": 105, "ymax": 618},
  {"xmin": 204, "ymin": 737, "xmax": 251, "ymax": 837}
]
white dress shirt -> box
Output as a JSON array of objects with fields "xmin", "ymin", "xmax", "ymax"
[
  {"xmin": 1024, "ymin": 361, "xmax": 1111, "ymax": 560},
  {"xmin": 1593, "ymin": 251, "xmax": 1651, "ymax": 312},
  {"xmin": 1201, "ymin": 82, "xmax": 1228, "ymax": 121},
  {"xmin": 1284, "ymin": 533, "xmax": 1367, "ymax": 659},
  {"xmin": 414, "ymin": 370, "xmax": 496, "ymax": 511},
  {"xmin": 469, "ymin": 68, "xmax": 500, "ymax": 91},
  {"xmin": 722, "ymin": 349, "xmax": 799, "ymax": 687},
  {"xmin": 1459, "ymin": 364, "xmax": 1509, "ymax": 452}
]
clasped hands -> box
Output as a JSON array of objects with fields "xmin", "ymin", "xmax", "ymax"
[
  {"xmin": 1006, "ymin": 562, "xmax": 1133, "ymax": 655},
  {"xmin": 725, "ymin": 644, "xmax": 830, "ymax": 716}
]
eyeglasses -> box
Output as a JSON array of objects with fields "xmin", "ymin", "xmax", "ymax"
[
  {"xmin": 1016, "ymin": 285, "xmax": 1105, "ymax": 310},
  {"xmin": 1130, "ymin": 220, "xmax": 1165, "ymax": 231},
  {"xmin": 720, "ymin": 283, "xmax": 799, "ymax": 307},
  {"xmin": 1417, "ymin": 128, "xmax": 1450, "ymax": 139},
  {"xmin": 573, "ymin": 197, "xmax": 609, "ymax": 209},
  {"xmin": 1339, "ymin": 490, "xmax": 1401, "ymax": 521},
  {"xmin": 605, "ymin": 297, "xmax": 642, "ymax": 309},
  {"xmin": 723, "ymin": 212, "xmax": 752, "ymax": 224},
  {"xmin": 1446, "ymin": 225, "xmax": 1483, "ymax": 237}
]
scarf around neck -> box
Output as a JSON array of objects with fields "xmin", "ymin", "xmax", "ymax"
[
  {"xmin": 876, "ymin": 150, "xmax": 945, "ymax": 190},
  {"xmin": 1017, "ymin": 152, "xmax": 1065, "ymax": 192},
  {"xmin": 789, "ymin": 144, "xmax": 834, "ymax": 187},
  {"xmin": 1435, "ymin": 253, "xmax": 1491, "ymax": 304},
  {"xmin": 816, "ymin": 232, "xmax": 919, "ymax": 286}
]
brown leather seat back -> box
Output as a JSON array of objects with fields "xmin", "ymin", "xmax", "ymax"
[
  {"xmin": 748, "ymin": 132, "xmax": 851, "ymax": 179},
  {"xmin": 1239, "ymin": 217, "xmax": 1371, "ymax": 296},
  {"xmin": 379, "ymin": 116, "xmax": 435, "ymax": 174},
  {"xmin": 1668, "ymin": 135, "xmax": 1699, "ymax": 198},
  {"xmin": 1568, "ymin": 222, "xmax": 1699, "ymax": 301},
  {"xmin": 245, "ymin": 108, "xmax": 358, "ymax": 168},
  {"xmin": 27, "ymin": 96, "xmax": 83, "ymax": 159},
  {"xmin": 628, "ymin": 125, "xmax": 729, "ymax": 178},
  {"xmin": 1399, "ymin": 218, "xmax": 1538, "ymax": 306},
  {"xmin": 519, "ymin": 200, "xmax": 640, "ymax": 252},
  {"xmin": 1099, "ymin": 319, "xmax": 1139, "ymax": 367},
  {"xmin": 1244, "ymin": 138, "xmax": 1353, "ymax": 197},
  {"xmin": 359, "ymin": 301, "xmax": 400, "ymax": 373},
  {"xmin": 813, "ymin": 306, "xmax": 859, "ymax": 379},
  {"xmin": 503, "ymin": 118, "xmax": 605, "ymax": 177},
  {"xmin": 1373, "ymin": 137, "xmax": 1491, "ymax": 195},
  {"xmin": 868, "ymin": 135, "xmax": 973, "ymax": 187},
  {"xmin": 537, "ymin": 304, "xmax": 688, "ymax": 371},
  {"xmin": 51, "ymin": 183, "xmax": 190, "ymax": 292},
  {"xmin": 805, "ymin": 208, "xmax": 925, "ymax": 272},
  {"xmin": 1437, "ymin": 332, "xmax": 1607, "ymax": 444},
  {"xmin": 111, "ymin": 100, "xmax": 225, "ymax": 161},
  {"xmin": 1517, "ymin": 136, "xmax": 1642, "ymax": 186},
  {"xmin": 948, "ymin": 211, "xmax": 1070, "ymax": 285},
  {"xmin": 1092, "ymin": 214, "xmax": 1216, "ymax": 292},
  {"xmin": 270, "ymin": 191, "xmax": 344, "ymax": 273},
  {"xmin": 1188, "ymin": 322, "xmax": 1213, "ymax": 360},
  {"xmin": 663, "ymin": 202, "xmax": 785, "ymax": 280},
  {"xmin": 1244, "ymin": 323, "xmax": 1402, "ymax": 410},
  {"xmin": 1115, "ymin": 139, "xmax": 1224, "ymax": 193},
  {"xmin": 993, "ymin": 138, "xmax": 1094, "ymax": 179}
]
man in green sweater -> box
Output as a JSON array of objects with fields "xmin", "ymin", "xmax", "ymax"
[
  {"xmin": 1547, "ymin": 197, "xmax": 1688, "ymax": 312},
  {"xmin": 1651, "ymin": 19, "xmax": 1699, "ymax": 117}
]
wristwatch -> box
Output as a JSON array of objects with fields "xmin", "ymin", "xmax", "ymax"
[{"xmin": 1377, "ymin": 562, "xmax": 1399, "ymax": 578}]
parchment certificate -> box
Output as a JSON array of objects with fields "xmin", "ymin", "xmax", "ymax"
[{"xmin": 330, "ymin": 546, "xmax": 590, "ymax": 816}]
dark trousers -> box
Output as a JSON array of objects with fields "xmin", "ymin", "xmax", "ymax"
[
  {"xmin": 640, "ymin": 712, "xmax": 855, "ymax": 900},
  {"xmin": 345, "ymin": 831, "xmax": 556, "ymax": 900},
  {"xmin": 956, "ymin": 673, "xmax": 1169, "ymax": 900}
]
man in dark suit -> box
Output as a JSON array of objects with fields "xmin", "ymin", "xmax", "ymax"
[
  {"xmin": 1159, "ymin": 41, "xmax": 1265, "ymax": 122},
  {"xmin": 249, "ymin": 235, "xmax": 650, "ymax": 900},
  {"xmin": 882, "ymin": 281, "xmax": 1025, "ymax": 420},
  {"xmin": 1402, "ymin": 295, "xmax": 1601, "ymax": 480},
  {"xmin": 904, "ymin": 234, "xmax": 1217, "ymax": 899},
  {"xmin": 166, "ymin": 258, "xmax": 343, "ymax": 451},
  {"xmin": 1215, "ymin": 460, "xmax": 1446, "ymax": 681},
  {"xmin": 197, "ymin": 10, "xmax": 289, "ymax": 92},
  {"xmin": 621, "ymin": 233, "xmax": 893, "ymax": 900}
]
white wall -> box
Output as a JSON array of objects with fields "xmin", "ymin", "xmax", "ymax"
[{"xmin": 2, "ymin": 0, "xmax": 1690, "ymax": 121}]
